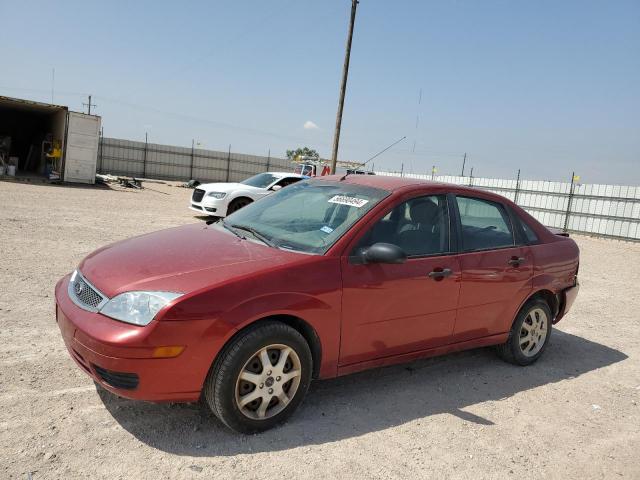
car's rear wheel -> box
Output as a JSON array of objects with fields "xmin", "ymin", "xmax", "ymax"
[
  {"xmin": 227, "ymin": 197, "xmax": 252, "ymax": 215},
  {"xmin": 203, "ymin": 321, "xmax": 312, "ymax": 433},
  {"xmin": 496, "ymin": 298, "xmax": 552, "ymax": 366}
]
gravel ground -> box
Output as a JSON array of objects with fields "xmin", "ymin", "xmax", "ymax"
[{"xmin": 1, "ymin": 179, "xmax": 639, "ymax": 480}]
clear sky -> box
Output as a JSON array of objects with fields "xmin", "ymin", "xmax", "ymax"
[{"xmin": 1, "ymin": 0, "xmax": 638, "ymax": 184}]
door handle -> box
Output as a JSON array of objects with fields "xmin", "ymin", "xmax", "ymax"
[
  {"xmin": 508, "ymin": 257, "xmax": 526, "ymax": 266},
  {"xmin": 428, "ymin": 268, "xmax": 452, "ymax": 279}
]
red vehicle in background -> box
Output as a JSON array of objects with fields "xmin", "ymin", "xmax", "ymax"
[
  {"xmin": 55, "ymin": 175, "xmax": 579, "ymax": 433},
  {"xmin": 294, "ymin": 161, "xmax": 331, "ymax": 177}
]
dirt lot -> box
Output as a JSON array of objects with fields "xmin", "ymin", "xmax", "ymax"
[{"xmin": 0, "ymin": 179, "xmax": 639, "ymax": 479}]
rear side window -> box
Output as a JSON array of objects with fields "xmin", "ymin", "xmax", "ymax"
[
  {"xmin": 519, "ymin": 218, "xmax": 539, "ymax": 244},
  {"xmin": 456, "ymin": 196, "xmax": 514, "ymax": 251}
]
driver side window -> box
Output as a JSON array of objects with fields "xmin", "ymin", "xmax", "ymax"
[{"xmin": 356, "ymin": 195, "xmax": 450, "ymax": 257}]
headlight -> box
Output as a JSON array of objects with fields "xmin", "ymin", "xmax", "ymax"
[
  {"xmin": 207, "ymin": 192, "xmax": 227, "ymax": 199},
  {"xmin": 100, "ymin": 291, "xmax": 183, "ymax": 326}
]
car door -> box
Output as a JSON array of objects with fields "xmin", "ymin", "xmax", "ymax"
[
  {"xmin": 339, "ymin": 193, "xmax": 461, "ymax": 365},
  {"xmin": 451, "ymin": 195, "xmax": 533, "ymax": 343}
]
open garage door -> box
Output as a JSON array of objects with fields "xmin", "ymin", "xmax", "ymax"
[{"xmin": 64, "ymin": 112, "xmax": 101, "ymax": 184}]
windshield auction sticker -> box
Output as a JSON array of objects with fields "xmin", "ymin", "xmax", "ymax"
[{"xmin": 328, "ymin": 195, "xmax": 369, "ymax": 208}]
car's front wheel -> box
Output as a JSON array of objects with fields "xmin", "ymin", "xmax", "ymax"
[
  {"xmin": 496, "ymin": 298, "xmax": 553, "ymax": 366},
  {"xmin": 203, "ymin": 321, "xmax": 312, "ymax": 433},
  {"xmin": 227, "ymin": 197, "xmax": 252, "ymax": 215}
]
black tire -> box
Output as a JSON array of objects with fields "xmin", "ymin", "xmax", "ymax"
[
  {"xmin": 203, "ymin": 321, "xmax": 313, "ymax": 433},
  {"xmin": 227, "ymin": 197, "xmax": 252, "ymax": 215},
  {"xmin": 496, "ymin": 298, "xmax": 553, "ymax": 366}
]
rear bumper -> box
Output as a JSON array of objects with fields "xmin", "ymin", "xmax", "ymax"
[
  {"xmin": 55, "ymin": 275, "xmax": 215, "ymax": 402},
  {"xmin": 555, "ymin": 280, "xmax": 579, "ymax": 323}
]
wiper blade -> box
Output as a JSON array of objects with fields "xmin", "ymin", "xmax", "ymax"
[
  {"xmin": 222, "ymin": 221, "xmax": 245, "ymax": 240},
  {"xmin": 229, "ymin": 224, "xmax": 276, "ymax": 248},
  {"xmin": 277, "ymin": 244, "xmax": 303, "ymax": 252}
]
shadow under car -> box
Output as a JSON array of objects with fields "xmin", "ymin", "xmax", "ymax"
[{"xmin": 96, "ymin": 329, "xmax": 627, "ymax": 456}]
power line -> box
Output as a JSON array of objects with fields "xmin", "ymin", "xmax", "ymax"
[
  {"xmin": 0, "ymin": 85, "xmax": 471, "ymax": 163},
  {"xmin": 92, "ymin": 94, "xmax": 319, "ymax": 145},
  {"xmin": 412, "ymin": 87, "xmax": 422, "ymax": 153}
]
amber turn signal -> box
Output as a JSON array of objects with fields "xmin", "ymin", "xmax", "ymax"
[{"xmin": 152, "ymin": 346, "xmax": 185, "ymax": 358}]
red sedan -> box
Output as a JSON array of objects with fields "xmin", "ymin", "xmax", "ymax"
[{"xmin": 55, "ymin": 175, "xmax": 579, "ymax": 433}]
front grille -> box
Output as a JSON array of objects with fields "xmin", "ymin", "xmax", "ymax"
[
  {"xmin": 93, "ymin": 365, "xmax": 139, "ymax": 390},
  {"xmin": 74, "ymin": 276, "xmax": 102, "ymax": 308},
  {"xmin": 68, "ymin": 270, "xmax": 107, "ymax": 312},
  {"xmin": 192, "ymin": 188, "xmax": 205, "ymax": 202}
]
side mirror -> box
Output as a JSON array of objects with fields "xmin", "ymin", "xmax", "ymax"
[
  {"xmin": 270, "ymin": 185, "xmax": 282, "ymax": 191},
  {"xmin": 363, "ymin": 243, "xmax": 407, "ymax": 264}
]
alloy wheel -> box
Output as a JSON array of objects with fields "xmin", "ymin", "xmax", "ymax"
[
  {"xmin": 234, "ymin": 344, "xmax": 302, "ymax": 420},
  {"xmin": 519, "ymin": 307, "xmax": 548, "ymax": 357}
]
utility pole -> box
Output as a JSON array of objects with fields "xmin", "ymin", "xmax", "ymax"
[
  {"xmin": 330, "ymin": 0, "xmax": 359, "ymax": 174},
  {"xmin": 190, "ymin": 139, "xmax": 195, "ymax": 180},
  {"xmin": 143, "ymin": 132, "xmax": 148, "ymax": 178},
  {"xmin": 461, "ymin": 152, "xmax": 466, "ymax": 177},
  {"xmin": 51, "ymin": 68, "xmax": 55, "ymax": 104},
  {"xmin": 98, "ymin": 126, "xmax": 104, "ymax": 173},
  {"xmin": 563, "ymin": 171, "xmax": 577, "ymax": 233},
  {"xmin": 83, "ymin": 95, "xmax": 96, "ymax": 115}
]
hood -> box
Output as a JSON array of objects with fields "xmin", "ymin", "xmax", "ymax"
[
  {"xmin": 198, "ymin": 182, "xmax": 259, "ymax": 193},
  {"xmin": 79, "ymin": 223, "xmax": 304, "ymax": 298}
]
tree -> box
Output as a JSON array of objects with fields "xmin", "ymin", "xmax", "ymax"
[{"xmin": 286, "ymin": 147, "xmax": 319, "ymax": 161}]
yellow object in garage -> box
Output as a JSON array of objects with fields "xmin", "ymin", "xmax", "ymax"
[{"xmin": 46, "ymin": 140, "xmax": 62, "ymax": 159}]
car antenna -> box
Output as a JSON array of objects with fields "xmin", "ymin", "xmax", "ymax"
[{"xmin": 340, "ymin": 136, "xmax": 407, "ymax": 181}]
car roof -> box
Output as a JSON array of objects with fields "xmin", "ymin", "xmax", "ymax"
[
  {"xmin": 313, "ymin": 174, "xmax": 450, "ymax": 191},
  {"xmin": 313, "ymin": 174, "xmax": 514, "ymax": 204}
]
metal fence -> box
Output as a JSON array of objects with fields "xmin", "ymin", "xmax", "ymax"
[
  {"xmin": 95, "ymin": 135, "xmax": 639, "ymax": 242},
  {"xmin": 375, "ymin": 171, "xmax": 640, "ymax": 242},
  {"xmin": 97, "ymin": 137, "xmax": 292, "ymax": 183}
]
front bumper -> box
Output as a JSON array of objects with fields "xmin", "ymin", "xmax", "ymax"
[
  {"xmin": 189, "ymin": 197, "xmax": 227, "ymax": 216},
  {"xmin": 55, "ymin": 275, "xmax": 214, "ymax": 402}
]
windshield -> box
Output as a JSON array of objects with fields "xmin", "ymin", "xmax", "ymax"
[
  {"xmin": 223, "ymin": 180, "xmax": 389, "ymax": 254},
  {"xmin": 241, "ymin": 173, "xmax": 280, "ymax": 188}
]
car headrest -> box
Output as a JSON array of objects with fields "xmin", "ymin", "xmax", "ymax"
[{"xmin": 409, "ymin": 198, "xmax": 439, "ymax": 225}]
